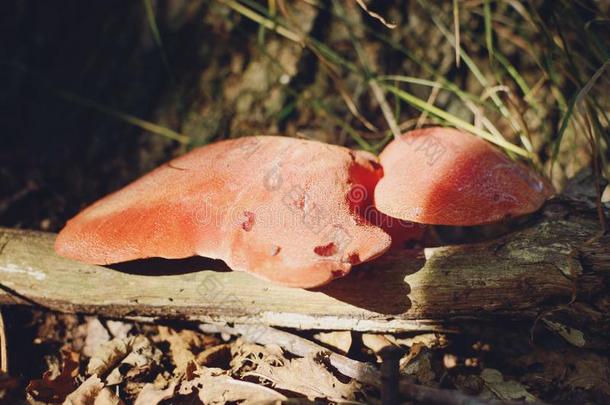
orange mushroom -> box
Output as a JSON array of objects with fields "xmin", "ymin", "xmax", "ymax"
[
  {"xmin": 374, "ymin": 127, "xmax": 554, "ymax": 225},
  {"xmin": 55, "ymin": 136, "xmax": 391, "ymax": 288}
]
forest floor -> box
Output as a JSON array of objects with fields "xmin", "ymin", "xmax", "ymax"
[{"xmin": 1, "ymin": 0, "xmax": 609, "ymax": 403}]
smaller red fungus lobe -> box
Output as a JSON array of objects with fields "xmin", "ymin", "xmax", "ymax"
[
  {"xmin": 241, "ymin": 211, "xmax": 255, "ymax": 232},
  {"xmin": 314, "ymin": 242, "xmax": 337, "ymax": 257},
  {"xmin": 374, "ymin": 127, "xmax": 555, "ymax": 226}
]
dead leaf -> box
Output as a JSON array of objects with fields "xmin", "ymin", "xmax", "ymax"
[
  {"xmin": 602, "ymin": 184, "xmax": 610, "ymax": 203},
  {"xmin": 313, "ymin": 331, "xmax": 352, "ymax": 354},
  {"xmin": 37, "ymin": 314, "xmax": 80, "ymax": 346},
  {"xmin": 401, "ymin": 343, "xmax": 424, "ymax": 367},
  {"xmin": 153, "ymin": 371, "xmax": 172, "ymax": 389},
  {"xmin": 158, "ymin": 326, "xmax": 206, "ymax": 375},
  {"xmin": 230, "ymin": 341, "xmax": 284, "ymax": 375},
  {"xmin": 179, "ymin": 367, "xmax": 286, "ymax": 404},
  {"xmin": 566, "ymin": 355, "xmax": 610, "ymax": 394},
  {"xmin": 62, "ymin": 374, "xmax": 125, "ymax": 405},
  {"xmin": 106, "ymin": 336, "xmax": 162, "ymax": 385},
  {"xmin": 516, "ymin": 349, "xmax": 610, "ymax": 396},
  {"xmin": 362, "ymin": 334, "xmax": 393, "ymax": 355},
  {"xmin": 453, "ymin": 374, "xmax": 484, "ymax": 395},
  {"xmin": 0, "ymin": 371, "xmax": 19, "ymax": 400},
  {"xmin": 480, "ymin": 368, "xmax": 538, "ymax": 402},
  {"xmin": 387, "ymin": 333, "xmax": 449, "ymax": 349},
  {"xmin": 62, "ymin": 375, "xmax": 103, "ymax": 405},
  {"xmin": 133, "ymin": 381, "xmax": 176, "ymax": 405},
  {"xmin": 27, "ymin": 348, "xmax": 80, "ymax": 403},
  {"xmin": 87, "ymin": 337, "xmax": 131, "ymax": 377},
  {"xmin": 93, "ymin": 388, "xmax": 124, "ymax": 405},
  {"xmin": 105, "ymin": 321, "xmax": 132, "ymax": 339},
  {"xmin": 87, "ymin": 336, "xmax": 161, "ymax": 385},
  {"xmin": 83, "ymin": 318, "xmax": 111, "ymax": 358},
  {"xmin": 232, "ymin": 342, "xmax": 360, "ymax": 401},
  {"xmin": 195, "ymin": 343, "xmax": 232, "ymax": 369},
  {"xmin": 542, "ymin": 320, "xmax": 586, "ymax": 347},
  {"xmin": 400, "ymin": 345, "xmax": 435, "ymax": 384},
  {"xmin": 185, "ymin": 361, "xmax": 197, "ymax": 381}
]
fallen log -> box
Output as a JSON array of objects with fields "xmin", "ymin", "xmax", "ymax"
[{"xmin": 0, "ymin": 196, "xmax": 608, "ymax": 344}]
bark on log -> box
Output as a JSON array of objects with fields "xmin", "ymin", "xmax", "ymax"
[{"xmin": 0, "ymin": 197, "xmax": 608, "ymax": 343}]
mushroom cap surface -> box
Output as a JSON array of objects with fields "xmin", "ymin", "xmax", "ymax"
[
  {"xmin": 55, "ymin": 136, "xmax": 391, "ymax": 288},
  {"xmin": 374, "ymin": 127, "xmax": 554, "ymax": 225}
]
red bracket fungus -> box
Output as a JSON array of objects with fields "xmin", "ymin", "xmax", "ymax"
[
  {"xmin": 374, "ymin": 127, "xmax": 555, "ymax": 226},
  {"xmin": 55, "ymin": 136, "xmax": 391, "ymax": 288},
  {"xmin": 56, "ymin": 129, "xmax": 554, "ymax": 288}
]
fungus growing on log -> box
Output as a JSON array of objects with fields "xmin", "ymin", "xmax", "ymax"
[
  {"xmin": 55, "ymin": 136, "xmax": 391, "ymax": 288},
  {"xmin": 374, "ymin": 127, "xmax": 555, "ymax": 225},
  {"xmin": 56, "ymin": 130, "xmax": 554, "ymax": 288}
]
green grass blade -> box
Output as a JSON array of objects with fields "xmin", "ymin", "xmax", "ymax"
[
  {"xmin": 57, "ymin": 90, "xmax": 191, "ymax": 144},
  {"xmin": 220, "ymin": 0, "xmax": 301, "ymax": 42},
  {"xmin": 418, "ymin": 0, "xmax": 520, "ymax": 138},
  {"xmin": 453, "ymin": 0, "xmax": 461, "ymax": 67},
  {"xmin": 267, "ymin": 0, "xmax": 510, "ymax": 119},
  {"xmin": 383, "ymin": 83, "xmax": 529, "ymax": 157},
  {"xmin": 552, "ymin": 59, "xmax": 610, "ymax": 161},
  {"xmin": 484, "ymin": 0, "xmax": 493, "ymax": 63},
  {"xmin": 377, "ymin": 75, "xmax": 484, "ymax": 105},
  {"xmin": 143, "ymin": 0, "xmax": 175, "ymax": 83}
]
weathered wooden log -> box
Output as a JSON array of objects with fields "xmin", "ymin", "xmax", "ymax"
[{"xmin": 0, "ymin": 197, "xmax": 608, "ymax": 343}]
